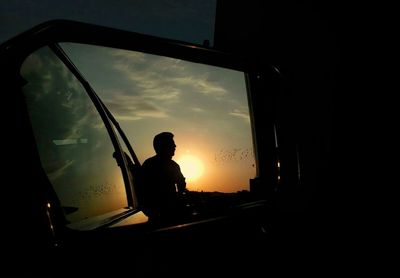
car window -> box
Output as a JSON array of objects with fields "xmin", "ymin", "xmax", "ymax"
[
  {"xmin": 61, "ymin": 43, "xmax": 257, "ymax": 206},
  {"xmin": 20, "ymin": 46, "xmax": 130, "ymax": 227}
]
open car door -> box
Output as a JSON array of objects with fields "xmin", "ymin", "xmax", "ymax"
[{"xmin": 1, "ymin": 20, "xmax": 286, "ymax": 277}]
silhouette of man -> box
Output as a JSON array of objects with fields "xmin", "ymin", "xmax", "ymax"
[{"xmin": 140, "ymin": 132, "xmax": 186, "ymax": 223}]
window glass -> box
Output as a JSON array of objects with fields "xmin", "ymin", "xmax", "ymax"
[
  {"xmin": 61, "ymin": 43, "xmax": 256, "ymax": 197},
  {"xmin": 20, "ymin": 46, "xmax": 129, "ymax": 225}
]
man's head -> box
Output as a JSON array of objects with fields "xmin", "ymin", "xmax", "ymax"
[{"xmin": 153, "ymin": 132, "xmax": 176, "ymax": 158}]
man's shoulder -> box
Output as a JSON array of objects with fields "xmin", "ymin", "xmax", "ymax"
[
  {"xmin": 142, "ymin": 155, "xmax": 158, "ymax": 166},
  {"xmin": 170, "ymin": 160, "xmax": 181, "ymax": 168}
]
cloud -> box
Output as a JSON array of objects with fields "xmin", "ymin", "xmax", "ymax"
[
  {"xmin": 229, "ymin": 109, "xmax": 250, "ymax": 122},
  {"xmin": 103, "ymin": 91, "xmax": 168, "ymax": 121},
  {"xmin": 190, "ymin": 107, "xmax": 205, "ymax": 112},
  {"xmin": 170, "ymin": 75, "xmax": 227, "ymax": 96},
  {"xmin": 113, "ymin": 50, "xmax": 227, "ymax": 99},
  {"xmin": 142, "ymin": 87, "xmax": 181, "ymax": 101},
  {"xmin": 111, "ymin": 50, "xmax": 146, "ymax": 63},
  {"xmin": 112, "ymin": 54, "xmax": 184, "ymax": 103},
  {"xmin": 105, "ymin": 49, "xmax": 234, "ymax": 121},
  {"xmin": 152, "ymin": 57, "xmax": 186, "ymax": 73}
]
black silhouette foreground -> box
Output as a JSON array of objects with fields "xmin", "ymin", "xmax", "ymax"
[{"xmin": 139, "ymin": 132, "xmax": 187, "ymax": 224}]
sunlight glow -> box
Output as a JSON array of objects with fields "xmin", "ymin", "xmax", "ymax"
[{"xmin": 177, "ymin": 155, "xmax": 204, "ymax": 181}]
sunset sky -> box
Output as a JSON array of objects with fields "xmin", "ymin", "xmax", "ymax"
[{"xmin": 62, "ymin": 43, "xmax": 256, "ymax": 193}]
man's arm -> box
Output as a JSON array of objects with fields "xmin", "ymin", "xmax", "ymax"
[{"xmin": 174, "ymin": 163, "xmax": 186, "ymax": 193}]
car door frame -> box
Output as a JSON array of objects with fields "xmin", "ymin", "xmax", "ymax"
[{"xmin": 0, "ymin": 19, "xmax": 283, "ymax": 264}]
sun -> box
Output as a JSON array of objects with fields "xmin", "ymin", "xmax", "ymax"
[{"xmin": 177, "ymin": 155, "xmax": 204, "ymax": 181}]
